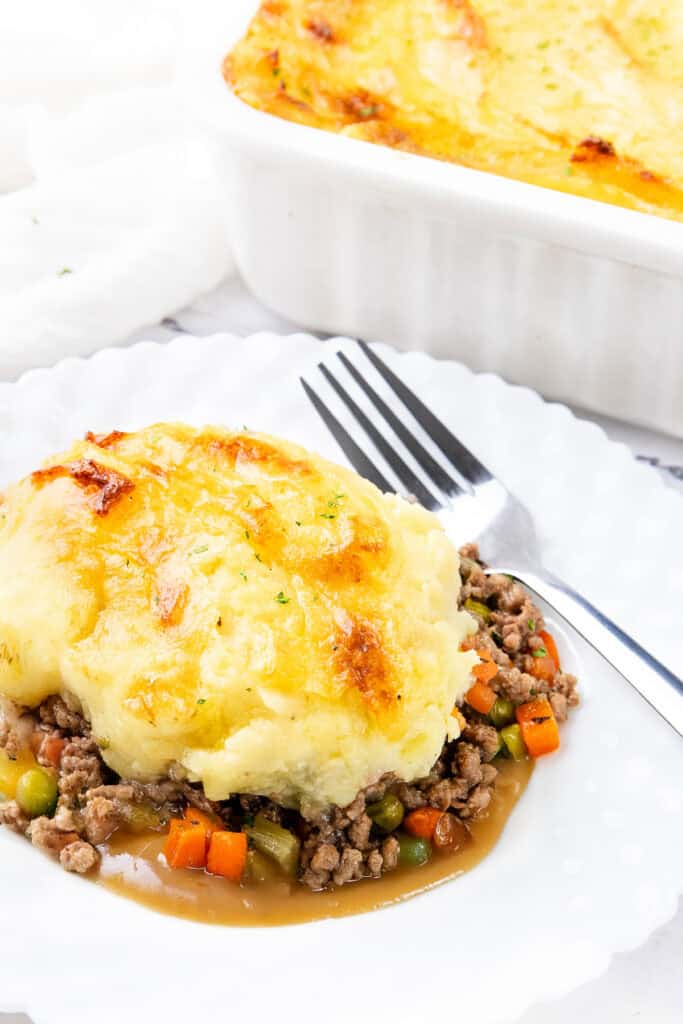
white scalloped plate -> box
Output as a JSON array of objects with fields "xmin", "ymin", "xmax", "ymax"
[{"xmin": 1, "ymin": 333, "xmax": 681, "ymax": 1024}]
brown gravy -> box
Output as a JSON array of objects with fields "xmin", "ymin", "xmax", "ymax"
[{"xmin": 99, "ymin": 759, "xmax": 532, "ymax": 927}]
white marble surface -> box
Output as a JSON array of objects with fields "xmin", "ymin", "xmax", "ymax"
[{"xmin": 1, "ymin": 273, "xmax": 681, "ymax": 1023}]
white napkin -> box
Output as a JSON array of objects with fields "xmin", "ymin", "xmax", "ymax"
[
  {"xmin": 0, "ymin": 86, "xmax": 233, "ymax": 378},
  {"xmin": 0, "ymin": 0, "xmax": 238, "ymax": 379}
]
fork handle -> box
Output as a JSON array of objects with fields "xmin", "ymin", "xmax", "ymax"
[{"xmin": 496, "ymin": 568, "xmax": 683, "ymax": 738}]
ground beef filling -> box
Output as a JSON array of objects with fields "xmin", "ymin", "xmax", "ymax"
[{"xmin": 0, "ymin": 544, "xmax": 577, "ymax": 886}]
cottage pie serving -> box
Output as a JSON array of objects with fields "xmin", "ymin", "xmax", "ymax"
[
  {"xmin": 0, "ymin": 425, "xmax": 577, "ymax": 923},
  {"xmin": 226, "ymin": 0, "xmax": 683, "ymax": 223}
]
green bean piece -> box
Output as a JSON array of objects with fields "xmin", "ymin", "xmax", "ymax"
[
  {"xmin": 244, "ymin": 813, "xmax": 301, "ymax": 876},
  {"xmin": 398, "ymin": 833, "xmax": 431, "ymax": 867},
  {"xmin": 15, "ymin": 768, "xmax": 58, "ymax": 818},
  {"xmin": 123, "ymin": 802, "xmax": 163, "ymax": 833},
  {"xmin": 246, "ymin": 848, "xmax": 281, "ymax": 883},
  {"xmin": 464, "ymin": 598, "xmax": 491, "ymax": 623},
  {"xmin": 500, "ymin": 724, "xmax": 528, "ymax": 761},
  {"xmin": 489, "ymin": 697, "xmax": 516, "ymax": 728},
  {"xmin": 366, "ymin": 793, "xmax": 404, "ymax": 832}
]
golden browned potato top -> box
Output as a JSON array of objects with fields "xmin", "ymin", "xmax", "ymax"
[{"xmin": 0, "ymin": 423, "xmax": 476, "ymax": 808}]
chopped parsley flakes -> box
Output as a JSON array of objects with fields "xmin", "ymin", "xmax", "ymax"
[
  {"xmin": 193, "ymin": 544, "xmax": 209, "ymax": 555},
  {"xmin": 276, "ymin": 591, "xmax": 290, "ymax": 605},
  {"xmin": 532, "ymin": 647, "xmax": 548, "ymax": 658}
]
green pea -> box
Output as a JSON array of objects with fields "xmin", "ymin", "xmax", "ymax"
[
  {"xmin": 367, "ymin": 793, "xmax": 404, "ymax": 832},
  {"xmin": 500, "ymin": 724, "xmax": 528, "ymax": 761},
  {"xmin": 489, "ymin": 697, "xmax": 516, "ymax": 728},
  {"xmin": 16, "ymin": 768, "xmax": 58, "ymax": 818},
  {"xmin": 398, "ymin": 833, "xmax": 431, "ymax": 867},
  {"xmin": 464, "ymin": 598, "xmax": 491, "ymax": 622}
]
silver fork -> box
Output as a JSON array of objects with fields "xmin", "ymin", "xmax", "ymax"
[{"xmin": 301, "ymin": 340, "xmax": 683, "ymax": 737}]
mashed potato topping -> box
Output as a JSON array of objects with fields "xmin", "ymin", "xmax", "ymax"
[{"xmin": 0, "ymin": 424, "xmax": 476, "ymax": 808}]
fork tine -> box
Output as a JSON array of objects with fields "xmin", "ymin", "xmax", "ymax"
[
  {"xmin": 358, "ymin": 341, "xmax": 492, "ymax": 487},
  {"xmin": 337, "ymin": 351, "xmax": 465, "ymax": 499},
  {"xmin": 300, "ymin": 379, "xmax": 395, "ymax": 494},
  {"xmin": 318, "ymin": 365, "xmax": 443, "ymax": 511}
]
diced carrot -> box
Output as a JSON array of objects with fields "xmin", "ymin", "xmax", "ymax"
[
  {"xmin": 163, "ymin": 819, "xmax": 207, "ymax": 870},
  {"xmin": 465, "ymin": 679, "xmax": 497, "ymax": 715},
  {"xmin": 207, "ymin": 830, "xmax": 248, "ymax": 882},
  {"xmin": 472, "ymin": 660, "xmax": 498, "ymax": 684},
  {"xmin": 539, "ymin": 630, "xmax": 561, "ymax": 672},
  {"xmin": 404, "ymin": 807, "xmax": 443, "ymax": 839},
  {"xmin": 469, "ymin": 648, "xmax": 498, "ymax": 683},
  {"xmin": 183, "ymin": 806, "xmax": 221, "ymax": 838},
  {"xmin": 516, "ymin": 697, "xmax": 560, "ymax": 758},
  {"xmin": 529, "ymin": 655, "xmax": 556, "ymax": 683},
  {"xmin": 41, "ymin": 736, "xmax": 65, "ymax": 769}
]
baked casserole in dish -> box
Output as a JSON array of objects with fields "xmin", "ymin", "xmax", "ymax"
[{"xmin": 226, "ymin": 0, "xmax": 683, "ymax": 222}]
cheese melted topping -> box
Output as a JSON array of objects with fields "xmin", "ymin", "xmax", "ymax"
[
  {"xmin": 0, "ymin": 424, "xmax": 476, "ymax": 808},
  {"xmin": 227, "ymin": 0, "xmax": 683, "ymax": 221}
]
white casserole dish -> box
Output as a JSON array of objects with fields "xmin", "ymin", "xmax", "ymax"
[{"xmin": 181, "ymin": 2, "xmax": 683, "ymax": 438}]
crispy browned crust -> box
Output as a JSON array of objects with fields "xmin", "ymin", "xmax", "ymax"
[
  {"xmin": 444, "ymin": 0, "xmax": 488, "ymax": 49},
  {"xmin": 204, "ymin": 434, "xmax": 313, "ymax": 477},
  {"xmin": 571, "ymin": 135, "xmax": 663, "ymax": 183},
  {"xmin": 31, "ymin": 459, "xmax": 134, "ymax": 516},
  {"xmin": 153, "ymin": 580, "xmax": 190, "ymax": 627},
  {"xmin": 334, "ymin": 617, "xmax": 394, "ymax": 709},
  {"xmin": 307, "ymin": 16, "xmax": 336, "ymax": 43},
  {"xmin": 571, "ymin": 136, "xmax": 617, "ymax": 162},
  {"xmin": 84, "ymin": 430, "xmax": 128, "ymax": 449}
]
